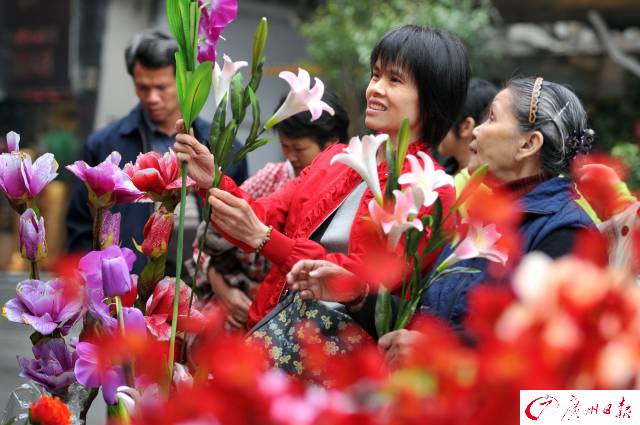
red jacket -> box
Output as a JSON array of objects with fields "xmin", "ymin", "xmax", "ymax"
[{"xmin": 211, "ymin": 141, "xmax": 456, "ymax": 328}]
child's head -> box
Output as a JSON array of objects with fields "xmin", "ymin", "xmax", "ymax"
[
  {"xmin": 274, "ymin": 90, "xmax": 350, "ymax": 175},
  {"xmin": 439, "ymin": 78, "xmax": 498, "ymax": 172},
  {"xmin": 367, "ymin": 25, "xmax": 470, "ymax": 143}
]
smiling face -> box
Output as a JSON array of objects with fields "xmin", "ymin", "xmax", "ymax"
[
  {"xmin": 364, "ymin": 60, "xmax": 421, "ymax": 143},
  {"xmin": 468, "ymin": 89, "xmax": 528, "ymax": 181}
]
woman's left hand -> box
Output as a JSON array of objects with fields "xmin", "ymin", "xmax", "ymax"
[
  {"xmin": 378, "ymin": 329, "xmax": 423, "ymax": 368},
  {"xmin": 207, "ymin": 188, "xmax": 270, "ymax": 249}
]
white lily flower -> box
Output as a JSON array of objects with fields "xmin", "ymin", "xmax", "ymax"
[
  {"xmin": 116, "ymin": 385, "xmax": 141, "ymax": 414},
  {"xmin": 263, "ymin": 68, "xmax": 335, "ymax": 130},
  {"xmin": 213, "ymin": 54, "xmax": 248, "ymax": 108},
  {"xmin": 398, "ymin": 151, "xmax": 453, "ymax": 208},
  {"xmin": 330, "ymin": 134, "xmax": 389, "ymax": 204}
]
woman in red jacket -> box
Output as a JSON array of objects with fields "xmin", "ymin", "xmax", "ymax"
[{"xmin": 174, "ymin": 25, "xmax": 470, "ymax": 329}]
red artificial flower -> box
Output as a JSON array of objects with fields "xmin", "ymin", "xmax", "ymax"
[
  {"xmin": 141, "ymin": 208, "xmax": 174, "ymax": 259},
  {"xmin": 124, "ymin": 151, "xmax": 195, "ymax": 203},
  {"xmin": 144, "ymin": 277, "xmax": 206, "ymax": 340},
  {"xmin": 29, "ymin": 395, "xmax": 71, "ymax": 425}
]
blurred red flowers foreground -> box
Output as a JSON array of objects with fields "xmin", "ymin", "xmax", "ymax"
[{"xmin": 74, "ymin": 248, "xmax": 639, "ymax": 425}]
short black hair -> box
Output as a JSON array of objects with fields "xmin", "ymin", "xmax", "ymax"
[
  {"xmin": 125, "ymin": 29, "xmax": 178, "ymax": 76},
  {"xmin": 273, "ymin": 90, "xmax": 350, "ymax": 147},
  {"xmin": 453, "ymin": 78, "xmax": 498, "ymax": 137},
  {"xmin": 370, "ymin": 25, "xmax": 470, "ymax": 144}
]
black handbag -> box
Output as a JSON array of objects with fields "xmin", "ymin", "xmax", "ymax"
[{"xmin": 246, "ymin": 290, "xmax": 370, "ymax": 379}]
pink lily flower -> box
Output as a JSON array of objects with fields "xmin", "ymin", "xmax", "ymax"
[
  {"xmin": 368, "ymin": 189, "xmax": 423, "ymax": 249},
  {"xmin": 330, "ymin": 134, "xmax": 389, "ymax": 204},
  {"xmin": 6, "ymin": 131, "xmax": 20, "ymax": 153},
  {"xmin": 263, "ymin": 68, "xmax": 335, "ymax": 130},
  {"xmin": 398, "ymin": 151, "xmax": 453, "ymax": 208},
  {"xmin": 0, "ymin": 150, "xmax": 58, "ymax": 206},
  {"xmin": 213, "ymin": 54, "xmax": 248, "ymax": 108},
  {"xmin": 197, "ymin": 0, "xmax": 238, "ymax": 64},
  {"xmin": 67, "ymin": 151, "xmax": 142, "ymax": 209},
  {"xmin": 437, "ymin": 220, "xmax": 508, "ymax": 272}
]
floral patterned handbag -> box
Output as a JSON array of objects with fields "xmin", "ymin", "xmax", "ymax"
[{"xmin": 246, "ymin": 290, "xmax": 371, "ymax": 380}]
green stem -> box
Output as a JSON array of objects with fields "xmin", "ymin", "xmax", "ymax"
[
  {"xmin": 93, "ymin": 207, "xmax": 104, "ymax": 250},
  {"xmin": 29, "ymin": 260, "xmax": 39, "ymax": 280},
  {"xmin": 167, "ymin": 162, "xmax": 188, "ymax": 391}
]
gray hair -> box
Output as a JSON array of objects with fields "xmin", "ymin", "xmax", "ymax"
[
  {"xmin": 125, "ymin": 29, "xmax": 178, "ymax": 76},
  {"xmin": 507, "ymin": 77, "xmax": 594, "ymax": 174}
]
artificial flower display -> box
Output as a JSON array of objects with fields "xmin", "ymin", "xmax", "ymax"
[
  {"xmin": 141, "ymin": 208, "xmax": 174, "ymax": 259},
  {"xmin": 66, "ymin": 151, "xmax": 142, "ymax": 209},
  {"xmin": 79, "ymin": 245, "xmax": 136, "ymax": 298},
  {"xmin": 19, "ymin": 208, "xmax": 47, "ymax": 262},
  {"xmin": 2, "ymin": 279, "xmax": 83, "ymax": 336},
  {"xmin": 19, "ymin": 339, "xmax": 77, "ymax": 395}
]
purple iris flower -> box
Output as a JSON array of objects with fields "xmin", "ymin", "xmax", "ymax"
[
  {"xmin": 74, "ymin": 342, "xmax": 125, "ymax": 405},
  {"xmin": 19, "ymin": 208, "xmax": 47, "ymax": 261},
  {"xmin": 197, "ymin": 0, "xmax": 238, "ymax": 63},
  {"xmin": 79, "ymin": 246, "xmax": 136, "ymax": 326},
  {"xmin": 19, "ymin": 338, "xmax": 77, "ymax": 394},
  {"xmin": 2, "ymin": 279, "xmax": 83, "ymax": 335},
  {"xmin": 0, "ymin": 151, "xmax": 58, "ymax": 205},
  {"xmin": 66, "ymin": 151, "xmax": 142, "ymax": 209},
  {"xmin": 100, "ymin": 211, "xmax": 121, "ymax": 248},
  {"xmin": 6, "ymin": 131, "xmax": 20, "ymax": 153}
]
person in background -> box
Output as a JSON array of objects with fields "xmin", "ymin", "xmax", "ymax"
[
  {"xmin": 189, "ymin": 91, "xmax": 350, "ymax": 330},
  {"xmin": 438, "ymin": 78, "xmax": 498, "ymax": 175},
  {"xmin": 65, "ymin": 29, "xmax": 248, "ymax": 273}
]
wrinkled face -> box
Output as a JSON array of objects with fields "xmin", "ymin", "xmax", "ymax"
[
  {"xmin": 133, "ymin": 63, "xmax": 180, "ymax": 129},
  {"xmin": 277, "ymin": 132, "xmax": 325, "ymax": 176},
  {"xmin": 469, "ymin": 89, "xmax": 524, "ymax": 181},
  {"xmin": 365, "ymin": 60, "xmax": 421, "ymax": 141}
]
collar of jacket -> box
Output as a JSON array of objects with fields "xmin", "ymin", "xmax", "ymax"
[
  {"xmin": 520, "ymin": 175, "xmax": 576, "ymax": 216},
  {"xmin": 117, "ymin": 104, "xmax": 210, "ymax": 143}
]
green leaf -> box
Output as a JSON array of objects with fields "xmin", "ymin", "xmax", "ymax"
[
  {"xmin": 218, "ymin": 119, "xmax": 238, "ymax": 171},
  {"xmin": 175, "ymin": 52, "xmax": 187, "ymax": 108},
  {"xmin": 210, "ymin": 94, "xmax": 228, "ymax": 157},
  {"xmin": 384, "ymin": 139, "xmax": 397, "ymax": 201},
  {"xmin": 188, "ymin": 1, "xmax": 200, "ymax": 70},
  {"xmin": 138, "ymin": 254, "xmax": 167, "ymax": 304},
  {"xmin": 232, "ymin": 138, "xmax": 270, "ymax": 165},
  {"xmin": 248, "ymin": 57, "xmax": 265, "ymax": 94},
  {"xmin": 252, "ymin": 17, "xmax": 268, "ymax": 74},
  {"xmin": 449, "ymin": 164, "xmax": 488, "ymax": 214},
  {"xmin": 395, "ymin": 118, "xmax": 410, "ymax": 176},
  {"xmin": 375, "ymin": 286, "xmax": 392, "ymax": 338},
  {"xmin": 183, "ymin": 60, "xmax": 213, "ymax": 129},
  {"xmin": 230, "ymin": 73, "xmax": 245, "ymax": 123},
  {"xmin": 178, "ymin": 0, "xmax": 193, "ymax": 69},
  {"xmin": 245, "ymin": 86, "xmax": 261, "ymax": 144},
  {"xmin": 166, "ymin": 0, "xmax": 187, "ymax": 54}
]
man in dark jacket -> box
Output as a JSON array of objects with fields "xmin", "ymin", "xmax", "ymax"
[{"xmin": 66, "ymin": 29, "xmax": 247, "ymax": 273}]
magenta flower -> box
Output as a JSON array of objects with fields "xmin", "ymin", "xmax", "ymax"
[
  {"xmin": 2, "ymin": 279, "xmax": 83, "ymax": 335},
  {"xmin": 197, "ymin": 0, "xmax": 238, "ymax": 63},
  {"xmin": 66, "ymin": 151, "xmax": 142, "ymax": 209},
  {"xmin": 100, "ymin": 211, "xmax": 121, "ymax": 249},
  {"xmin": 80, "ymin": 245, "xmax": 136, "ymax": 301},
  {"xmin": 0, "ymin": 151, "xmax": 58, "ymax": 205},
  {"xmin": 74, "ymin": 342, "xmax": 125, "ymax": 404},
  {"xmin": 19, "ymin": 338, "xmax": 77, "ymax": 395},
  {"xmin": 6, "ymin": 131, "xmax": 20, "ymax": 153},
  {"xmin": 264, "ymin": 68, "xmax": 335, "ymax": 130},
  {"xmin": 368, "ymin": 189, "xmax": 423, "ymax": 249},
  {"xmin": 19, "ymin": 208, "xmax": 47, "ymax": 262}
]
